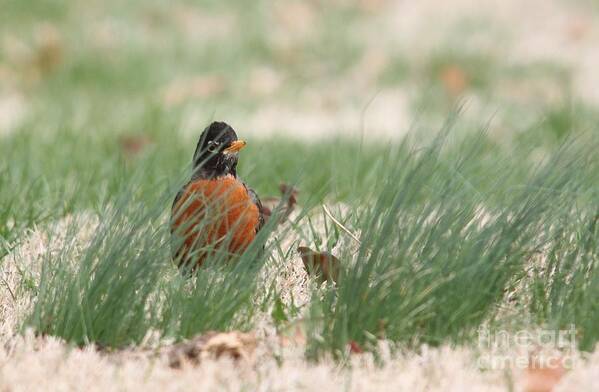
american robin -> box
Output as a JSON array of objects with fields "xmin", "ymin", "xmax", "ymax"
[{"xmin": 171, "ymin": 121, "xmax": 264, "ymax": 270}]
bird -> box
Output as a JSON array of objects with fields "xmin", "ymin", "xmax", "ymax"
[{"xmin": 171, "ymin": 121, "xmax": 264, "ymax": 271}]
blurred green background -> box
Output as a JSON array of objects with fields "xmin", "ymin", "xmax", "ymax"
[
  {"xmin": 2, "ymin": 0, "xmax": 599, "ymax": 144},
  {"xmin": 3, "ymin": 0, "xmax": 599, "ymax": 249}
]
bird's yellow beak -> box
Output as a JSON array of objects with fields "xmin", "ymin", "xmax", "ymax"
[{"xmin": 223, "ymin": 140, "xmax": 247, "ymax": 154}]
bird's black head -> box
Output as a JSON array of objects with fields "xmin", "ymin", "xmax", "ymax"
[{"xmin": 191, "ymin": 121, "xmax": 247, "ymax": 179}]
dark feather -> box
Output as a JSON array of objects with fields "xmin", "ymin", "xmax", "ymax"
[{"xmin": 244, "ymin": 182, "xmax": 265, "ymax": 233}]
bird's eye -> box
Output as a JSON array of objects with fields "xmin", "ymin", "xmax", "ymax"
[{"xmin": 207, "ymin": 141, "xmax": 219, "ymax": 153}]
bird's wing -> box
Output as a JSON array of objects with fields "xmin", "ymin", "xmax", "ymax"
[
  {"xmin": 244, "ymin": 183, "xmax": 265, "ymax": 233},
  {"xmin": 170, "ymin": 184, "xmax": 187, "ymax": 264},
  {"xmin": 170, "ymin": 183, "xmax": 188, "ymax": 233}
]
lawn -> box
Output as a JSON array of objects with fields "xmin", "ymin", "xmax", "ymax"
[{"xmin": 1, "ymin": 0, "xmax": 599, "ymax": 391}]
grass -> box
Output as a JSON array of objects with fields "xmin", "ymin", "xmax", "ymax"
[
  {"xmin": 2, "ymin": 120, "xmax": 596, "ymax": 356},
  {"xmin": 28, "ymin": 187, "xmax": 273, "ymax": 347},
  {"xmin": 305, "ymin": 132, "xmax": 598, "ymax": 358},
  {"xmin": 1, "ymin": 0, "xmax": 599, "ymax": 374},
  {"xmin": 0, "ymin": 120, "xmax": 395, "ymax": 347}
]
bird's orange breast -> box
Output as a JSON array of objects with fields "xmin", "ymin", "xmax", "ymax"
[{"xmin": 172, "ymin": 175, "xmax": 259, "ymax": 267}]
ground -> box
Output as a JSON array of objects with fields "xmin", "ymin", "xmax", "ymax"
[{"xmin": 1, "ymin": 0, "xmax": 599, "ymax": 391}]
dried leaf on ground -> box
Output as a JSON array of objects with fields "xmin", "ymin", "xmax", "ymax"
[
  {"xmin": 262, "ymin": 183, "xmax": 298, "ymax": 224},
  {"xmin": 565, "ymin": 17, "xmax": 591, "ymax": 42},
  {"xmin": 348, "ymin": 340, "xmax": 364, "ymax": 354},
  {"xmin": 439, "ymin": 65, "xmax": 469, "ymax": 97},
  {"xmin": 33, "ymin": 23, "xmax": 63, "ymax": 74},
  {"xmin": 297, "ymin": 246, "xmax": 340, "ymax": 283},
  {"xmin": 523, "ymin": 356, "xmax": 566, "ymax": 392},
  {"xmin": 119, "ymin": 134, "xmax": 154, "ymax": 157},
  {"xmin": 168, "ymin": 331, "xmax": 257, "ymax": 368}
]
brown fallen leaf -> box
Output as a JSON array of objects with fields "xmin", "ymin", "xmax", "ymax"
[
  {"xmin": 523, "ymin": 356, "xmax": 566, "ymax": 392},
  {"xmin": 33, "ymin": 23, "xmax": 63, "ymax": 74},
  {"xmin": 260, "ymin": 198, "xmax": 277, "ymax": 218},
  {"xmin": 119, "ymin": 134, "xmax": 154, "ymax": 157},
  {"xmin": 262, "ymin": 183, "xmax": 298, "ymax": 224},
  {"xmin": 348, "ymin": 340, "xmax": 364, "ymax": 354},
  {"xmin": 439, "ymin": 65, "xmax": 468, "ymax": 97},
  {"xmin": 279, "ymin": 183, "xmax": 298, "ymax": 205},
  {"xmin": 298, "ymin": 246, "xmax": 340, "ymax": 284},
  {"xmin": 565, "ymin": 17, "xmax": 590, "ymax": 42},
  {"xmin": 168, "ymin": 331, "xmax": 256, "ymax": 368}
]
